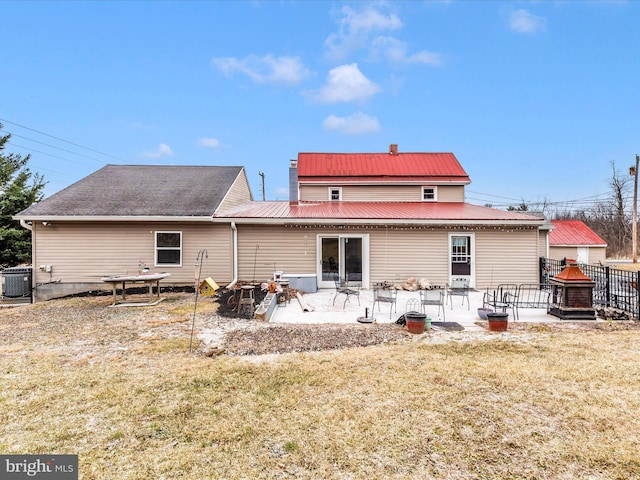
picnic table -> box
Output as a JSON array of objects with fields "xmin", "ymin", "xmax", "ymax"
[{"xmin": 101, "ymin": 272, "xmax": 171, "ymax": 306}]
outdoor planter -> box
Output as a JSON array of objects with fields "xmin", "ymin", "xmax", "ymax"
[
  {"xmin": 477, "ymin": 307, "xmax": 494, "ymax": 320},
  {"xmin": 405, "ymin": 312, "xmax": 429, "ymax": 334},
  {"xmin": 486, "ymin": 312, "xmax": 509, "ymax": 331}
]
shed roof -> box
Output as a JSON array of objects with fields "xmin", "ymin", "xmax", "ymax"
[
  {"xmin": 297, "ymin": 152, "xmax": 470, "ymax": 183},
  {"xmin": 550, "ymin": 220, "xmax": 607, "ymax": 247},
  {"xmin": 215, "ymin": 201, "xmax": 545, "ymax": 226},
  {"xmin": 16, "ymin": 165, "xmax": 245, "ymax": 218}
]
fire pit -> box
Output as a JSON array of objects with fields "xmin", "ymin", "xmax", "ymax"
[{"xmin": 549, "ymin": 262, "xmax": 596, "ymax": 320}]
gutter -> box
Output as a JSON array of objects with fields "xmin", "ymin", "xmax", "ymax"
[
  {"xmin": 226, "ymin": 221, "xmax": 238, "ymax": 289},
  {"xmin": 13, "ymin": 215, "xmax": 214, "ymax": 222},
  {"xmin": 212, "ymin": 217, "xmax": 546, "ymax": 227}
]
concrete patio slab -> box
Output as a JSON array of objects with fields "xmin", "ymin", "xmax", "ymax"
[{"xmin": 270, "ymin": 288, "xmax": 561, "ymax": 331}]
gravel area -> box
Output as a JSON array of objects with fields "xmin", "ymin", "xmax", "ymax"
[
  {"xmin": 221, "ymin": 323, "xmax": 408, "ymax": 356},
  {"xmin": 1, "ymin": 291, "xmax": 638, "ymax": 360},
  {"xmin": 0, "ymin": 292, "xmax": 410, "ymax": 358}
]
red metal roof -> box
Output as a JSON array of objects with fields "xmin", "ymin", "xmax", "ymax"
[
  {"xmin": 297, "ymin": 152, "xmax": 470, "ymax": 183},
  {"xmin": 216, "ymin": 201, "xmax": 544, "ymax": 224},
  {"xmin": 550, "ymin": 220, "xmax": 607, "ymax": 246}
]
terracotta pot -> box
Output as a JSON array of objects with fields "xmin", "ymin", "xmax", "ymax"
[
  {"xmin": 487, "ymin": 312, "xmax": 508, "ymax": 331},
  {"xmin": 406, "ymin": 312, "xmax": 428, "ymax": 334}
]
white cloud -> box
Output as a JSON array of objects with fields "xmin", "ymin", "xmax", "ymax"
[
  {"xmin": 371, "ymin": 36, "xmax": 443, "ymax": 66},
  {"xmin": 140, "ymin": 143, "xmax": 174, "ymax": 159},
  {"xmin": 324, "ymin": 4, "xmax": 442, "ymax": 67},
  {"xmin": 325, "ymin": 4, "xmax": 402, "ymax": 60},
  {"xmin": 274, "ymin": 187, "xmax": 289, "ymax": 198},
  {"xmin": 198, "ymin": 137, "xmax": 220, "ymax": 148},
  {"xmin": 322, "ymin": 112, "xmax": 381, "ymax": 135},
  {"xmin": 307, "ymin": 64, "xmax": 381, "ymax": 104},
  {"xmin": 509, "ymin": 9, "xmax": 546, "ymax": 34},
  {"xmin": 128, "ymin": 121, "xmax": 154, "ymax": 130},
  {"xmin": 212, "ymin": 54, "xmax": 311, "ymax": 85}
]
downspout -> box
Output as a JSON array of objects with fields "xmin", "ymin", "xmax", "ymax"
[
  {"xmin": 226, "ymin": 221, "xmax": 238, "ymax": 289},
  {"xmin": 19, "ymin": 219, "xmax": 33, "ymax": 231},
  {"xmin": 18, "ymin": 219, "xmax": 35, "ymax": 301}
]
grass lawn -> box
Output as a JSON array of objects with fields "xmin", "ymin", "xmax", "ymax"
[{"xmin": 1, "ymin": 297, "xmax": 639, "ymax": 479}]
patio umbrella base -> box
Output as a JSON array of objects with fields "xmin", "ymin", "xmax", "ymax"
[{"xmin": 357, "ymin": 316, "xmax": 375, "ymax": 323}]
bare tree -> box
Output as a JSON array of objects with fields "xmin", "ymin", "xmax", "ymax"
[{"xmin": 555, "ymin": 161, "xmax": 632, "ymax": 257}]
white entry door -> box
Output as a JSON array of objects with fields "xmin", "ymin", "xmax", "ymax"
[
  {"xmin": 449, "ymin": 234, "xmax": 475, "ymax": 287},
  {"xmin": 317, "ymin": 235, "xmax": 369, "ymax": 289}
]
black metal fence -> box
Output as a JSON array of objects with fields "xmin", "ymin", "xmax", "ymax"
[{"xmin": 540, "ymin": 257, "xmax": 640, "ymax": 319}]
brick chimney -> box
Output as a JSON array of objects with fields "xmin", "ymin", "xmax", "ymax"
[
  {"xmin": 289, "ymin": 159, "xmax": 299, "ymax": 205},
  {"xmin": 389, "ymin": 144, "xmax": 398, "ymax": 155}
]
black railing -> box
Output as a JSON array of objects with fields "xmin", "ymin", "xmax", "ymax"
[{"xmin": 540, "ymin": 257, "xmax": 640, "ymax": 319}]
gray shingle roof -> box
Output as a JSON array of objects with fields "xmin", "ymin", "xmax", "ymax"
[{"xmin": 17, "ymin": 165, "xmax": 245, "ymax": 217}]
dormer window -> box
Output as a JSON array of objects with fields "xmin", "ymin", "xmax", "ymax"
[
  {"xmin": 329, "ymin": 187, "xmax": 342, "ymax": 201},
  {"xmin": 422, "ymin": 186, "xmax": 437, "ymax": 202}
]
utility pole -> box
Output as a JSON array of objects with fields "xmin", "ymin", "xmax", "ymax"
[
  {"xmin": 258, "ymin": 171, "xmax": 265, "ymax": 201},
  {"xmin": 632, "ymin": 155, "xmax": 639, "ymax": 263}
]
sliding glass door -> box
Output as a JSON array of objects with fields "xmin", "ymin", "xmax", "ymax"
[{"xmin": 318, "ymin": 235, "xmax": 367, "ymax": 288}]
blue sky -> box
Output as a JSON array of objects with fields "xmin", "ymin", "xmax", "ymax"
[{"xmin": 1, "ymin": 1, "xmax": 638, "ymax": 211}]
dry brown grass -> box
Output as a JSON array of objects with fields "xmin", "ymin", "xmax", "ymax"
[
  {"xmin": 608, "ymin": 262, "xmax": 640, "ymax": 271},
  {"xmin": 1, "ymin": 295, "xmax": 640, "ymax": 479}
]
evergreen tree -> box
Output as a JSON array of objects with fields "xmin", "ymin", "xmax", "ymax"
[{"xmin": 0, "ymin": 124, "xmax": 46, "ymax": 267}]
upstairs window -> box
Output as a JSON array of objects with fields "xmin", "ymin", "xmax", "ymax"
[
  {"xmin": 155, "ymin": 231, "xmax": 182, "ymax": 266},
  {"xmin": 422, "ymin": 186, "xmax": 437, "ymax": 202},
  {"xmin": 329, "ymin": 187, "xmax": 342, "ymax": 201}
]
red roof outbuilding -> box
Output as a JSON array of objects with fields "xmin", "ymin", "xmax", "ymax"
[{"xmin": 550, "ymin": 220, "xmax": 607, "ymax": 246}]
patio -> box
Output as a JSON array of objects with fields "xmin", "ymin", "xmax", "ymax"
[{"xmin": 270, "ymin": 288, "xmax": 562, "ymax": 330}]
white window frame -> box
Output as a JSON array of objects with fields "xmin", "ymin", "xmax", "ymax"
[
  {"xmin": 422, "ymin": 186, "xmax": 437, "ymax": 202},
  {"xmin": 155, "ymin": 231, "xmax": 183, "ymax": 267},
  {"xmin": 329, "ymin": 187, "xmax": 342, "ymax": 201}
]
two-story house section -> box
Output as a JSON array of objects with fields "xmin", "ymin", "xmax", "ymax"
[
  {"xmin": 216, "ymin": 145, "xmax": 546, "ymax": 290},
  {"xmin": 295, "ymin": 146, "xmax": 468, "ymax": 204}
]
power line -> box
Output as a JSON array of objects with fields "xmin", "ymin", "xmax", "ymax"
[
  {"xmin": 10, "ymin": 142, "xmax": 93, "ymax": 166},
  {"xmin": 0, "ymin": 117, "xmax": 127, "ymax": 162},
  {"xmin": 8, "ymin": 132, "xmax": 105, "ymax": 165}
]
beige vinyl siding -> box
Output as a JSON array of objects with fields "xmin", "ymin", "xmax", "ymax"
[
  {"xmin": 588, "ymin": 247, "xmax": 606, "ymax": 265},
  {"xmin": 371, "ymin": 227, "xmax": 539, "ymax": 288},
  {"xmin": 538, "ymin": 230, "xmax": 548, "ymax": 257},
  {"xmin": 549, "ymin": 246, "xmax": 578, "ymax": 263},
  {"xmin": 474, "ymin": 229, "xmax": 540, "ymax": 288},
  {"xmin": 434, "ymin": 186, "xmax": 465, "ymax": 202},
  {"xmin": 549, "ymin": 246, "xmax": 606, "ymax": 265},
  {"xmin": 217, "ymin": 169, "xmax": 253, "ymax": 213},
  {"xmin": 32, "ymin": 222, "xmax": 233, "ymax": 286},
  {"xmin": 233, "ymin": 224, "xmax": 540, "ymax": 290},
  {"xmin": 236, "ymin": 225, "xmax": 318, "ymax": 281},
  {"xmin": 368, "ymin": 228, "xmax": 450, "ymax": 286},
  {"xmin": 299, "ymin": 185, "xmax": 465, "ymax": 202}
]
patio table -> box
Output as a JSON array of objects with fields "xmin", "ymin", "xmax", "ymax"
[{"xmin": 101, "ymin": 272, "xmax": 171, "ymax": 306}]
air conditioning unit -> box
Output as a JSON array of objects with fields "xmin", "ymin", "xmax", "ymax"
[{"xmin": 1, "ymin": 267, "xmax": 33, "ymax": 297}]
